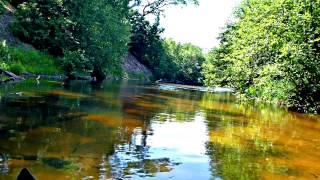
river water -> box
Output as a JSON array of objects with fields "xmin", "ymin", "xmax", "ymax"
[{"xmin": 0, "ymin": 79, "xmax": 319, "ymax": 179}]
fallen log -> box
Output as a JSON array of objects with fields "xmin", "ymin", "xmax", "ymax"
[{"xmin": 0, "ymin": 68, "xmax": 23, "ymax": 82}]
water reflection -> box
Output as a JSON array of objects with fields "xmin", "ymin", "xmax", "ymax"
[
  {"xmin": 202, "ymin": 93, "xmax": 320, "ymax": 179},
  {"xmin": 0, "ymin": 80, "xmax": 318, "ymax": 179}
]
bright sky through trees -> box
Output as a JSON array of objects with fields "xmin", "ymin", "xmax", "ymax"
[{"xmin": 160, "ymin": 0, "xmax": 241, "ymax": 51}]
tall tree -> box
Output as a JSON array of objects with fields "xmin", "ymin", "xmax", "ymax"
[
  {"xmin": 202, "ymin": 0, "xmax": 320, "ymax": 113},
  {"xmin": 128, "ymin": 0, "xmax": 199, "ymax": 81},
  {"xmin": 12, "ymin": 0, "xmax": 131, "ymax": 81}
]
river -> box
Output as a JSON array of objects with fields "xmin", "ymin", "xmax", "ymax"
[{"xmin": 0, "ymin": 79, "xmax": 319, "ymax": 179}]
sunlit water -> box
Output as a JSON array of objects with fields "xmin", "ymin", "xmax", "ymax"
[{"xmin": 0, "ymin": 79, "xmax": 319, "ymax": 180}]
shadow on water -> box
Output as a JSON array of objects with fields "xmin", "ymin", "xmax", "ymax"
[{"xmin": 0, "ymin": 79, "xmax": 319, "ymax": 179}]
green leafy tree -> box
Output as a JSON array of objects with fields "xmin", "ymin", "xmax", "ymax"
[
  {"xmin": 65, "ymin": 0, "xmax": 130, "ymax": 80},
  {"xmin": 128, "ymin": 12, "xmax": 165, "ymax": 69},
  {"xmin": 12, "ymin": 0, "xmax": 75, "ymax": 55},
  {"xmin": 202, "ymin": 0, "xmax": 320, "ymax": 113},
  {"xmin": 128, "ymin": 0, "xmax": 201, "ymax": 84},
  {"xmin": 12, "ymin": 0, "xmax": 131, "ymax": 81},
  {"xmin": 163, "ymin": 39, "xmax": 204, "ymax": 84}
]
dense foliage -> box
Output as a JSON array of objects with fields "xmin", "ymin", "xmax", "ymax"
[
  {"xmin": 202, "ymin": 0, "xmax": 320, "ymax": 113},
  {"xmin": 11, "ymin": 0, "xmax": 130, "ymax": 80},
  {"xmin": 9, "ymin": 0, "xmax": 201, "ymax": 82},
  {"xmin": 3, "ymin": 0, "xmax": 320, "ymax": 114},
  {"xmin": 162, "ymin": 39, "xmax": 204, "ymax": 84},
  {"xmin": 128, "ymin": 14, "xmax": 204, "ymax": 84},
  {"xmin": 129, "ymin": 12, "xmax": 165, "ymax": 70},
  {"xmin": 128, "ymin": 3, "xmax": 204, "ymax": 84}
]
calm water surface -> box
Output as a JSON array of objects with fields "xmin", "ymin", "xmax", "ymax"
[{"xmin": 0, "ymin": 79, "xmax": 319, "ymax": 180}]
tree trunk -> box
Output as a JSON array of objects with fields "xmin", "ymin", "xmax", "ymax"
[
  {"xmin": 91, "ymin": 66, "xmax": 106, "ymax": 82},
  {"xmin": 0, "ymin": 68, "xmax": 22, "ymax": 81}
]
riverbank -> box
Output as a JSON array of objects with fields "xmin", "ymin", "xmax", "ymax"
[
  {"xmin": 0, "ymin": 72, "xmax": 66, "ymax": 84},
  {"xmin": 0, "ymin": 5, "xmax": 62, "ymax": 78}
]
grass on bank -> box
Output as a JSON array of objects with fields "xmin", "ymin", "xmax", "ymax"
[{"xmin": 0, "ymin": 41, "xmax": 61, "ymax": 75}]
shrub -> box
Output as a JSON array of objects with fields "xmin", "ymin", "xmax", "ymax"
[
  {"xmin": 61, "ymin": 50, "xmax": 90, "ymax": 77},
  {"xmin": 9, "ymin": 63, "xmax": 24, "ymax": 75},
  {"xmin": 0, "ymin": 62, "xmax": 9, "ymax": 70}
]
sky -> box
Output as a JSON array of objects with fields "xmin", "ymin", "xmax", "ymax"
[{"xmin": 160, "ymin": 0, "xmax": 242, "ymax": 51}]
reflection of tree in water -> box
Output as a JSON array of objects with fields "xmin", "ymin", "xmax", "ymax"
[
  {"xmin": 2, "ymin": 80, "xmax": 305, "ymax": 179},
  {"xmin": 0, "ymin": 80, "xmax": 112, "ymax": 178},
  {"xmin": 106, "ymin": 84, "xmax": 205, "ymax": 178},
  {"xmin": 107, "ymin": 83, "xmax": 164, "ymax": 178},
  {"xmin": 108, "ymin": 125, "xmax": 175, "ymax": 179},
  {"xmin": 200, "ymin": 93, "xmax": 309, "ymax": 179},
  {"xmin": 0, "ymin": 81, "xmax": 249, "ymax": 179}
]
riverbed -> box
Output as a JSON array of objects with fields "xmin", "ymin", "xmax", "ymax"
[{"xmin": 0, "ymin": 79, "xmax": 319, "ymax": 179}]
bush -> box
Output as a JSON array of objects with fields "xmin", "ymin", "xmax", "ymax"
[
  {"xmin": 0, "ymin": 62, "xmax": 9, "ymax": 70},
  {"xmin": 61, "ymin": 50, "xmax": 90, "ymax": 77},
  {"xmin": 9, "ymin": 63, "xmax": 24, "ymax": 75}
]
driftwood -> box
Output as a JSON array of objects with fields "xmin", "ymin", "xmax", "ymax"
[{"xmin": 0, "ymin": 68, "xmax": 23, "ymax": 82}]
